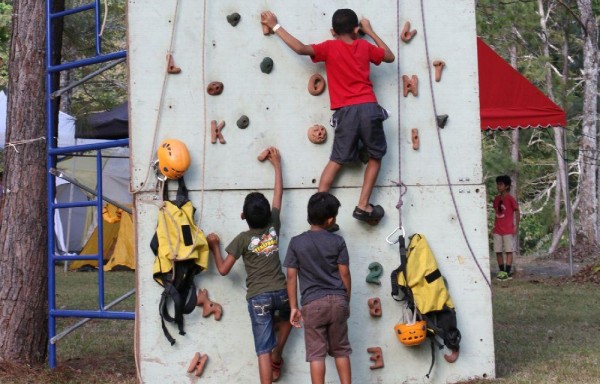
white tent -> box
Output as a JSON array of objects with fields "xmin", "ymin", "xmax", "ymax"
[{"xmin": 0, "ymin": 90, "xmax": 131, "ymax": 254}]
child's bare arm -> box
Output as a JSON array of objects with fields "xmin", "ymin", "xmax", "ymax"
[
  {"xmin": 286, "ymin": 267, "xmax": 303, "ymax": 328},
  {"xmin": 207, "ymin": 233, "xmax": 236, "ymax": 276},
  {"xmin": 267, "ymin": 147, "xmax": 283, "ymax": 211},
  {"xmin": 360, "ymin": 18, "xmax": 395, "ymax": 63},
  {"xmin": 338, "ymin": 264, "xmax": 352, "ymax": 303},
  {"xmin": 261, "ymin": 11, "xmax": 315, "ymax": 56}
]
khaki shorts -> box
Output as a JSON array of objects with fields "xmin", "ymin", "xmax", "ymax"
[{"xmin": 493, "ymin": 234, "xmax": 514, "ymax": 253}]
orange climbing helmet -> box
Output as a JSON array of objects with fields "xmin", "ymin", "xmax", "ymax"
[
  {"xmin": 157, "ymin": 139, "xmax": 191, "ymax": 179},
  {"xmin": 394, "ymin": 320, "xmax": 427, "ymax": 346}
]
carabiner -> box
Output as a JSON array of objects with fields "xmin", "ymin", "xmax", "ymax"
[{"xmin": 386, "ymin": 226, "xmax": 405, "ymax": 245}]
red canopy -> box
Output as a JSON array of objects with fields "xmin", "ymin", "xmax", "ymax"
[{"xmin": 478, "ymin": 38, "xmax": 566, "ymax": 130}]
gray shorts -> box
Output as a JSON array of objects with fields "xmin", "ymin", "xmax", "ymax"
[
  {"xmin": 493, "ymin": 234, "xmax": 515, "ymax": 253},
  {"xmin": 329, "ymin": 103, "xmax": 388, "ymax": 164}
]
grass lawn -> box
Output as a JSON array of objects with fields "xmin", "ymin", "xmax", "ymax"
[{"xmin": 1, "ymin": 267, "xmax": 599, "ymax": 383}]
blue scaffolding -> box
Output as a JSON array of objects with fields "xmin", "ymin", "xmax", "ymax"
[{"xmin": 45, "ymin": 1, "xmax": 134, "ymax": 368}]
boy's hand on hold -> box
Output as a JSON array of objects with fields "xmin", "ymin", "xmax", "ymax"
[
  {"xmin": 207, "ymin": 233, "xmax": 220, "ymax": 248},
  {"xmin": 290, "ymin": 308, "xmax": 303, "ymax": 329},
  {"xmin": 359, "ymin": 18, "xmax": 373, "ymax": 35},
  {"xmin": 261, "ymin": 11, "xmax": 278, "ymax": 29},
  {"xmin": 267, "ymin": 146, "xmax": 281, "ymax": 167}
]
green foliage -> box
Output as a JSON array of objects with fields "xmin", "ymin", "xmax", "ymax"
[{"xmin": 0, "ymin": 1, "xmax": 12, "ymax": 89}]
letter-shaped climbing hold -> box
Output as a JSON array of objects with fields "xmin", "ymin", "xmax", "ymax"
[
  {"xmin": 257, "ymin": 148, "xmax": 270, "ymax": 162},
  {"xmin": 196, "ymin": 288, "xmax": 223, "ymax": 320},
  {"xmin": 210, "ymin": 120, "xmax": 226, "ymax": 145},
  {"xmin": 308, "ymin": 74, "xmax": 326, "ymax": 96},
  {"xmin": 207, "ymin": 81, "xmax": 224, "ymax": 96},
  {"xmin": 367, "ymin": 347, "xmax": 384, "ymax": 370},
  {"xmin": 166, "ymin": 53, "xmax": 181, "ymax": 74},
  {"xmin": 436, "ymin": 114, "xmax": 449, "ymax": 129},
  {"xmin": 368, "ymin": 297, "xmax": 382, "ymax": 317},
  {"xmin": 402, "ymin": 75, "xmax": 418, "ymax": 97},
  {"xmin": 226, "ymin": 12, "xmax": 241, "ymax": 27},
  {"xmin": 401, "ymin": 21, "xmax": 417, "ymax": 43},
  {"xmin": 260, "ymin": 57, "xmax": 274, "ymax": 74},
  {"xmin": 433, "ymin": 60, "xmax": 445, "ymax": 82},
  {"xmin": 411, "ymin": 128, "xmax": 420, "ymax": 150},
  {"xmin": 236, "ymin": 115, "xmax": 250, "ymax": 129},
  {"xmin": 307, "ymin": 124, "xmax": 327, "ymax": 144},
  {"xmin": 366, "ymin": 262, "xmax": 383, "ymax": 285},
  {"xmin": 187, "ymin": 352, "xmax": 209, "ymax": 377}
]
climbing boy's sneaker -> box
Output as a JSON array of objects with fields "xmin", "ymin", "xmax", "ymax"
[
  {"xmin": 352, "ymin": 204, "xmax": 385, "ymax": 225},
  {"xmin": 496, "ymin": 271, "xmax": 509, "ymax": 281}
]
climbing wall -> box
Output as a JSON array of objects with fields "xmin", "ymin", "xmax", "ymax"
[{"xmin": 128, "ymin": 0, "xmax": 495, "ymax": 382}]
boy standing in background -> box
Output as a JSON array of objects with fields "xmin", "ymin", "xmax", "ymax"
[{"xmin": 493, "ymin": 175, "xmax": 520, "ymax": 280}]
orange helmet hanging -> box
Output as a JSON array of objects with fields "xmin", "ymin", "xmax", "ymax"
[
  {"xmin": 394, "ymin": 320, "xmax": 427, "ymax": 346},
  {"xmin": 157, "ymin": 139, "xmax": 191, "ymax": 179}
]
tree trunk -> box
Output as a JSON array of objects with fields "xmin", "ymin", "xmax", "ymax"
[
  {"xmin": 0, "ymin": 0, "xmax": 48, "ymax": 364},
  {"xmin": 509, "ymin": 38, "xmax": 519, "ymax": 198},
  {"xmin": 537, "ymin": 0, "xmax": 571, "ymax": 249},
  {"xmin": 576, "ymin": 0, "xmax": 599, "ymax": 244}
]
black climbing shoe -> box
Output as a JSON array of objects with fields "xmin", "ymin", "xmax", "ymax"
[{"xmin": 352, "ymin": 204, "xmax": 385, "ymax": 225}]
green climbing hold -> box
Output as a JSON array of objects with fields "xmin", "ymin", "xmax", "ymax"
[
  {"xmin": 366, "ymin": 262, "xmax": 383, "ymax": 285},
  {"xmin": 260, "ymin": 57, "xmax": 274, "ymax": 74}
]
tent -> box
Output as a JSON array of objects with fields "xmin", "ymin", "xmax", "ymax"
[
  {"xmin": 477, "ymin": 37, "xmax": 566, "ymax": 130},
  {"xmin": 0, "ymin": 91, "xmax": 133, "ymax": 270}
]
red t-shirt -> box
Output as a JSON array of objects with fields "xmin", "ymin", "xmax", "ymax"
[
  {"xmin": 311, "ymin": 39, "xmax": 385, "ymax": 110},
  {"xmin": 493, "ymin": 194, "xmax": 519, "ymax": 235}
]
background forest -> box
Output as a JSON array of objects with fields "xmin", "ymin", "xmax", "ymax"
[{"xmin": 0, "ymin": 0, "xmax": 598, "ymax": 257}]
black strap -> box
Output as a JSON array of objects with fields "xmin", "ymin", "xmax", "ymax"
[
  {"xmin": 162, "ymin": 177, "xmax": 190, "ymax": 207},
  {"xmin": 390, "ymin": 235, "xmax": 407, "ymax": 300}
]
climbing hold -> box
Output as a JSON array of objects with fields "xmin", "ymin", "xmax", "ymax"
[
  {"xmin": 207, "ymin": 81, "xmax": 224, "ymax": 96},
  {"xmin": 236, "ymin": 115, "xmax": 250, "ymax": 129},
  {"xmin": 411, "ymin": 128, "xmax": 420, "ymax": 150},
  {"xmin": 401, "ymin": 21, "xmax": 417, "ymax": 43},
  {"xmin": 210, "ymin": 120, "xmax": 226, "ymax": 145},
  {"xmin": 367, "ymin": 347, "xmax": 384, "ymax": 370},
  {"xmin": 368, "ymin": 297, "xmax": 382, "ymax": 317},
  {"xmin": 226, "ymin": 12, "xmax": 241, "ymax": 27},
  {"xmin": 366, "ymin": 262, "xmax": 383, "ymax": 285},
  {"xmin": 166, "ymin": 53, "xmax": 181, "ymax": 74},
  {"xmin": 444, "ymin": 349, "xmax": 460, "ymax": 363},
  {"xmin": 436, "ymin": 114, "xmax": 449, "ymax": 129},
  {"xmin": 196, "ymin": 288, "xmax": 223, "ymax": 320},
  {"xmin": 257, "ymin": 148, "xmax": 270, "ymax": 162},
  {"xmin": 187, "ymin": 352, "xmax": 209, "ymax": 377},
  {"xmin": 260, "ymin": 57, "xmax": 274, "ymax": 74},
  {"xmin": 307, "ymin": 124, "xmax": 327, "ymax": 144},
  {"xmin": 308, "ymin": 73, "xmax": 326, "ymax": 96},
  {"xmin": 433, "ymin": 60, "xmax": 446, "ymax": 82},
  {"xmin": 402, "ymin": 75, "xmax": 418, "ymax": 97}
]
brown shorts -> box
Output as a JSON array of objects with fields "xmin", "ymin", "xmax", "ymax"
[{"xmin": 301, "ymin": 295, "xmax": 352, "ymax": 362}]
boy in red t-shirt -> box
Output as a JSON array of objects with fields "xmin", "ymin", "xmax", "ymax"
[
  {"xmin": 493, "ymin": 175, "xmax": 520, "ymax": 280},
  {"xmin": 261, "ymin": 9, "xmax": 395, "ymax": 227}
]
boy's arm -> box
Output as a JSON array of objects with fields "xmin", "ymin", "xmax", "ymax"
[
  {"xmin": 267, "ymin": 147, "xmax": 283, "ymax": 211},
  {"xmin": 338, "ymin": 264, "xmax": 352, "ymax": 303},
  {"xmin": 207, "ymin": 233, "xmax": 236, "ymax": 276},
  {"xmin": 286, "ymin": 267, "xmax": 303, "ymax": 328},
  {"xmin": 261, "ymin": 11, "xmax": 315, "ymax": 56},
  {"xmin": 360, "ymin": 18, "xmax": 395, "ymax": 63}
]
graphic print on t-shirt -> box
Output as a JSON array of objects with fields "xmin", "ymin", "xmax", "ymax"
[
  {"xmin": 496, "ymin": 200, "xmax": 506, "ymax": 218},
  {"xmin": 247, "ymin": 227, "xmax": 278, "ymax": 257}
]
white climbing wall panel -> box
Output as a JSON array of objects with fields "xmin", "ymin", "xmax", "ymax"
[{"xmin": 128, "ymin": 0, "xmax": 495, "ymax": 383}]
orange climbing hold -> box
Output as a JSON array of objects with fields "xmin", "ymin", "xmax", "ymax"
[
  {"xmin": 401, "ymin": 21, "xmax": 417, "ymax": 43},
  {"xmin": 196, "ymin": 288, "xmax": 223, "ymax": 320},
  {"xmin": 402, "ymin": 75, "xmax": 418, "ymax": 97},
  {"xmin": 367, "ymin": 347, "xmax": 384, "ymax": 369}
]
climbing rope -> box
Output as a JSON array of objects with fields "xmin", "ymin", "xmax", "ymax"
[
  {"xmin": 418, "ymin": 0, "xmax": 491, "ymax": 288},
  {"xmin": 4, "ymin": 137, "xmax": 46, "ymax": 153},
  {"xmin": 395, "ymin": 0, "xmax": 405, "ymax": 231},
  {"xmin": 130, "ymin": 0, "xmax": 182, "ymax": 194}
]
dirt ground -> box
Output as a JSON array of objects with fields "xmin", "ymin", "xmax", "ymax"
[{"xmin": 501, "ymin": 243, "xmax": 600, "ymax": 283}]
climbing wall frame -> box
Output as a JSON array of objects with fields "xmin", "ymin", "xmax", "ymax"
[{"xmin": 129, "ymin": 1, "xmax": 495, "ymax": 382}]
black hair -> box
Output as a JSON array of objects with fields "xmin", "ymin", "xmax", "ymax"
[
  {"xmin": 307, "ymin": 192, "xmax": 341, "ymax": 226},
  {"xmin": 243, "ymin": 192, "xmax": 271, "ymax": 229},
  {"xmin": 496, "ymin": 175, "xmax": 512, "ymax": 189},
  {"xmin": 332, "ymin": 9, "xmax": 359, "ymax": 35}
]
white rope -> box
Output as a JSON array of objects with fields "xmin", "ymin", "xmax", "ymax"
[
  {"xmin": 99, "ymin": 0, "xmax": 108, "ymax": 37},
  {"xmin": 5, "ymin": 137, "xmax": 46, "ymax": 153}
]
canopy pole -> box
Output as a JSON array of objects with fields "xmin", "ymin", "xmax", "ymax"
[{"xmin": 562, "ymin": 127, "xmax": 574, "ymax": 276}]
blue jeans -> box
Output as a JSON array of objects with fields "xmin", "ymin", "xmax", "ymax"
[{"xmin": 247, "ymin": 289, "xmax": 291, "ymax": 355}]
